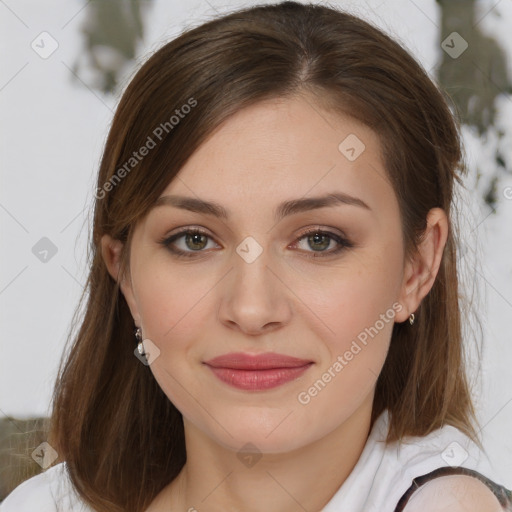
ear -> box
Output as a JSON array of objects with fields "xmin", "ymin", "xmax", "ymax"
[
  {"xmin": 100, "ymin": 234, "xmax": 141, "ymax": 327},
  {"xmin": 395, "ymin": 207, "xmax": 449, "ymax": 323}
]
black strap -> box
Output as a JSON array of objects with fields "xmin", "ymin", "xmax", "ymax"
[{"xmin": 394, "ymin": 466, "xmax": 512, "ymax": 511}]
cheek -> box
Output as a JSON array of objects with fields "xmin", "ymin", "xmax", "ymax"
[
  {"xmin": 296, "ymin": 249, "xmax": 401, "ymax": 351},
  {"xmin": 131, "ymin": 262, "xmax": 215, "ymax": 418},
  {"xmin": 310, "ymin": 280, "xmax": 395, "ymax": 398},
  {"xmin": 291, "ymin": 250, "xmax": 401, "ymax": 412},
  {"xmin": 133, "ymin": 258, "xmax": 218, "ymax": 343},
  {"xmin": 293, "ymin": 269, "xmax": 398, "ymax": 433},
  {"xmin": 131, "ymin": 260, "xmax": 223, "ymax": 411}
]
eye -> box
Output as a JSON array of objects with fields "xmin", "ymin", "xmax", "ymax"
[
  {"xmin": 159, "ymin": 227, "xmax": 218, "ymax": 258},
  {"xmin": 290, "ymin": 227, "xmax": 353, "ymax": 258},
  {"xmin": 159, "ymin": 226, "xmax": 354, "ymax": 259}
]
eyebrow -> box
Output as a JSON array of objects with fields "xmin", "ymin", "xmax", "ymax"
[{"xmin": 151, "ymin": 192, "xmax": 371, "ymax": 221}]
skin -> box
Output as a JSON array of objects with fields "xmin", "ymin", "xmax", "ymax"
[
  {"xmin": 403, "ymin": 476, "xmax": 503, "ymax": 512},
  {"xmin": 102, "ymin": 94, "xmax": 455, "ymax": 512}
]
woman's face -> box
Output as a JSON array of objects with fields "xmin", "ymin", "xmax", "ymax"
[{"xmin": 112, "ymin": 95, "xmax": 416, "ymax": 453}]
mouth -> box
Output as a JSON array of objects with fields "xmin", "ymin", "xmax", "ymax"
[{"xmin": 203, "ymin": 352, "xmax": 314, "ymax": 391}]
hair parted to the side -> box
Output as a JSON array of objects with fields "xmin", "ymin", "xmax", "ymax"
[{"xmin": 48, "ymin": 2, "xmax": 481, "ymax": 511}]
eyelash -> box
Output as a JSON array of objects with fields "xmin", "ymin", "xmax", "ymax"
[{"xmin": 159, "ymin": 226, "xmax": 354, "ymax": 259}]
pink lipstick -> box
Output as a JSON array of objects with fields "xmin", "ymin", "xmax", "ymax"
[{"xmin": 203, "ymin": 352, "xmax": 313, "ymax": 391}]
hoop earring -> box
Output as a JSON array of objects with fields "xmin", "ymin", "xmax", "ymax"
[
  {"xmin": 409, "ymin": 313, "xmax": 415, "ymax": 325},
  {"xmin": 135, "ymin": 327, "xmax": 144, "ymax": 354}
]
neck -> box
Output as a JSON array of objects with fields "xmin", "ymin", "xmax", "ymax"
[{"xmin": 156, "ymin": 397, "xmax": 375, "ymax": 512}]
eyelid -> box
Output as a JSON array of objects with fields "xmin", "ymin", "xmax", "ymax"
[
  {"xmin": 289, "ymin": 226, "xmax": 354, "ymax": 257},
  {"xmin": 293, "ymin": 225, "xmax": 347, "ymax": 241},
  {"xmin": 159, "ymin": 225, "xmax": 354, "ymax": 258},
  {"xmin": 159, "ymin": 226, "xmax": 217, "ymax": 256}
]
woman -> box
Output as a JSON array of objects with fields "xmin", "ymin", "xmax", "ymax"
[{"xmin": 2, "ymin": 2, "xmax": 511, "ymax": 511}]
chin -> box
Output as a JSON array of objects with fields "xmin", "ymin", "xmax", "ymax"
[
  {"xmin": 217, "ymin": 428, "xmax": 306, "ymax": 455},
  {"xmin": 201, "ymin": 407, "xmax": 329, "ymax": 455}
]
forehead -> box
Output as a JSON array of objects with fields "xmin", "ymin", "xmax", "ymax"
[{"xmin": 159, "ymin": 95, "xmax": 395, "ymax": 219}]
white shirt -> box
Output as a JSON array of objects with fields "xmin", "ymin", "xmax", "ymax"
[{"xmin": 1, "ymin": 410, "xmax": 510, "ymax": 511}]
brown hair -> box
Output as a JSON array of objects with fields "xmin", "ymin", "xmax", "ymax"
[{"xmin": 48, "ymin": 2, "xmax": 480, "ymax": 510}]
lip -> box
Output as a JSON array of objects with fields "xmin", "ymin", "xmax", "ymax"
[{"xmin": 203, "ymin": 352, "xmax": 313, "ymax": 391}]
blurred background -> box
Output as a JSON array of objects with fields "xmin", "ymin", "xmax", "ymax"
[{"xmin": 1, "ymin": 0, "xmax": 511, "ymax": 501}]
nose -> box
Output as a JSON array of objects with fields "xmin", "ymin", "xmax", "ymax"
[{"xmin": 217, "ymin": 243, "xmax": 293, "ymax": 336}]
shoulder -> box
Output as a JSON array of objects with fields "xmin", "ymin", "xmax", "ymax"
[
  {"xmin": 370, "ymin": 412, "xmax": 511, "ymax": 511},
  {"xmin": 402, "ymin": 474, "xmax": 504, "ymax": 512},
  {"xmin": 0, "ymin": 464, "xmax": 63, "ymax": 511},
  {"xmin": 0, "ymin": 462, "xmax": 88, "ymax": 512}
]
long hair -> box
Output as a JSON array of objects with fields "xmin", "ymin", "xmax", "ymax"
[{"xmin": 48, "ymin": 2, "xmax": 479, "ymax": 510}]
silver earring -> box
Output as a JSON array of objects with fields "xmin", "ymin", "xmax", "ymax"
[
  {"xmin": 409, "ymin": 313, "xmax": 415, "ymax": 325},
  {"xmin": 135, "ymin": 327, "xmax": 144, "ymax": 354}
]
